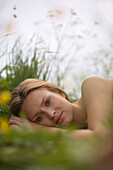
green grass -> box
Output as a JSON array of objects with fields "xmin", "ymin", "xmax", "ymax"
[
  {"xmin": 0, "ymin": 126, "xmax": 113, "ymax": 170},
  {"xmin": 0, "ymin": 128, "xmax": 101, "ymax": 170}
]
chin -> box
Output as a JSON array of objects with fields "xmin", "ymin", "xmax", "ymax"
[
  {"xmin": 62, "ymin": 113, "xmax": 73, "ymax": 127},
  {"xmin": 62, "ymin": 120, "xmax": 71, "ymax": 127}
]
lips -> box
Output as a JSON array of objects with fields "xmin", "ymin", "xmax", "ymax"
[{"xmin": 56, "ymin": 111, "xmax": 63, "ymax": 124}]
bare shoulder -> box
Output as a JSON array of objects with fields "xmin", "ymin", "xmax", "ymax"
[
  {"xmin": 81, "ymin": 76, "xmax": 113, "ymax": 132},
  {"xmin": 81, "ymin": 76, "xmax": 113, "ymax": 95},
  {"xmin": 82, "ymin": 76, "xmax": 110, "ymax": 86}
]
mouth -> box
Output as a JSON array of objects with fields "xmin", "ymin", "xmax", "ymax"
[{"xmin": 56, "ymin": 111, "xmax": 63, "ymax": 125}]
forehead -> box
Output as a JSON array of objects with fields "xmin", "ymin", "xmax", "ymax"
[{"xmin": 26, "ymin": 88, "xmax": 47, "ymax": 100}]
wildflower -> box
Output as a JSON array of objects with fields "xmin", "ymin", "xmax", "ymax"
[
  {"xmin": 13, "ymin": 14, "xmax": 17, "ymax": 18},
  {"xmin": 0, "ymin": 91, "xmax": 11, "ymax": 105},
  {"xmin": 0, "ymin": 118, "xmax": 10, "ymax": 134}
]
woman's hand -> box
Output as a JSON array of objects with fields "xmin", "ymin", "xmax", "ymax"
[
  {"xmin": 9, "ymin": 115, "xmax": 65, "ymax": 132},
  {"xmin": 9, "ymin": 115, "xmax": 94, "ymax": 138},
  {"xmin": 9, "ymin": 115, "xmax": 41, "ymax": 129}
]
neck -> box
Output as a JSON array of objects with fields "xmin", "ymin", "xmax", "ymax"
[{"xmin": 72, "ymin": 97, "xmax": 87, "ymax": 128}]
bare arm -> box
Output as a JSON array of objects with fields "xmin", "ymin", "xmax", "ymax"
[{"xmin": 9, "ymin": 115, "xmax": 93, "ymax": 139}]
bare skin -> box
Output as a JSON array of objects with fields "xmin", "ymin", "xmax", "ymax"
[{"xmin": 9, "ymin": 77, "xmax": 113, "ymax": 138}]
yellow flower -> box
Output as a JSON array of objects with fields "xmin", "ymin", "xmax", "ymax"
[
  {"xmin": 0, "ymin": 118, "xmax": 10, "ymax": 134},
  {"xmin": 0, "ymin": 91, "xmax": 11, "ymax": 105}
]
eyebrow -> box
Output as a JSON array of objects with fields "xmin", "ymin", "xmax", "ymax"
[
  {"xmin": 32, "ymin": 96, "xmax": 46, "ymax": 120},
  {"xmin": 40, "ymin": 96, "xmax": 46, "ymax": 107}
]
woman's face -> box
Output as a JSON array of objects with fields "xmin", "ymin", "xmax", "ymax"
[{"xmin": 21, "ymin": 88, "xmax": 74, "ymax": 127}]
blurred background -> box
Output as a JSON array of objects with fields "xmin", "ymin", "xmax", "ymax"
[
  {"xmin": 0, "ymin": 1, "xmax": 113, "ymax": 169},
  {"xmin": 0, "ymin": 0, "xmax": 113, "ymax": 98}
]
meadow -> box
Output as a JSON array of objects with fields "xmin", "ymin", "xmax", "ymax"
[{"xmin": 0, "ymin": 11, "xmax": 113, "ymax": 170}]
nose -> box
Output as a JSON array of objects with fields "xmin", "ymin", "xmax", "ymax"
[
  {"xmin": 45, "ymin": 109, "xmax": 56, "ymax": 120},
  {"xmin": 51, "ymin": 111, "xmax": 56, "ymax": 120}
]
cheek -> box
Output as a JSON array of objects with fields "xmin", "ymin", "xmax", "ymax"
[
  {"xmin": 57, "ymin": 98, "xmax": 70, "ymax": 108},
  {"xmin": 41, "ymin": 117, "xmax": 55, "ymax": 127},
  {"xmin": 53, "ymin": 97, "xmax": 67, "ymax": 108}
]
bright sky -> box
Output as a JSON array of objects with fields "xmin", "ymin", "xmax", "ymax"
[{"xmin": 0, "ymin": 0, "xmax": 113, "ymax": 37}]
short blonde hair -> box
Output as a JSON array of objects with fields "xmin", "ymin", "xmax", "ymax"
[{"xmin": 10, "ymin": 78, "xmax": 70, "ymax": 116}]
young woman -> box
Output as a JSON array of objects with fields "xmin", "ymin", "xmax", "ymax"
[{"xmin": 9, "ymin": 76, "xmax": 113, "ymax": 138}]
